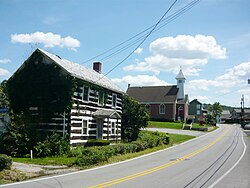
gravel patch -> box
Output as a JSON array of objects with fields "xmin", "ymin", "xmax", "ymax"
[{"xmin": 12, "ymin": 162, "xmax": 78, "ymax": 177}]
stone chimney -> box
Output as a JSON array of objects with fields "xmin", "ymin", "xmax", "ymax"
[{"xmin": 93, "ymin": 62, "xmax": 102, "ymax": 74}]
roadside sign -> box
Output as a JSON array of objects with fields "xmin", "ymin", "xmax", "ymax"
[{"xmin": 0, "ymin": 108, "xmax": 9, "ymax": 113}]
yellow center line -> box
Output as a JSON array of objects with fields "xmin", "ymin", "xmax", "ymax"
[{"xmin": 89, "ymin": 128, "xmax": 229, "ymax": 188}]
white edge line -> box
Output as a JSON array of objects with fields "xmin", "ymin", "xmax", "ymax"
[
  {"xmin": 208, "ymin": 127, "xmax": 247, "ymax": 188},
  {"xmin": 0, "ymin": 125, "xmax": 222, "ymax": 187}
]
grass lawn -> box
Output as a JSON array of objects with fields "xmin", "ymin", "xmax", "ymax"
[
  {"xmin": 0, "ymin": 133, "xmax": 195, "ymax": 184},
  {"xmin": 147, "ymin": 121, "xmax": 183, "ymax": 129},
  {"xmin": 12, "ymin": 133, "xmax": 194, "ymax": 168},
  {"xmin": 13, "ymin": 157, "xmax": 76, "ymax": 166},
  {"xmin": 105, "ymin": 133, "xmax": 195, "ymax": 165},
  {"xmin": 148, "ymin": 121, "xmax": 217, "ymax": 131},
  {"xmin": 191, "ymin": 123, "xmax": 214, "ymax": 129}
]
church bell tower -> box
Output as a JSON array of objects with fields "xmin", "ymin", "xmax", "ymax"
[{"xmin": 176, "ymin": 67, "xmax": 186, "ymax": 100}]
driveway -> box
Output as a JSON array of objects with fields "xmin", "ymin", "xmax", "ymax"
[{"xmin": 146, "ymin": 127, "xmax": 206, "ymax": 137}]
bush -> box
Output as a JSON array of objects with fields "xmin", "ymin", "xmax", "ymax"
[
  {"xmin": 138, "ymin": 131, "xmax": 169, "ymax": 148},
  {"xmin": 71, "ymin": 131, "xmax": 170, "ymax": 167},
  {"xmin": 34, "ymin": 132, "xmax": 70, "ymax": 157},
  {"xmin": 72, "ymin": 146, "xmax": 111, "ymax": 166},
  {"xmin": 0, "ymin": 154, "xmax": 12, "ymax": 171},
  {"xmin": 85, "ymin": 139, "xmax": 110, "ymax": 147},
  {"xmin": 68, "ymin": 146, "xmax": 83, "ymax": 157}
]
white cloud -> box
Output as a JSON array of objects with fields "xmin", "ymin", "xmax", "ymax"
[
  {"xmin": 217, "ymin": 62, "xmax": 250, "ymax": 82},
  {"xmin": 150, "ymin": 34, "xmax": 226, "ymax": 59},
  {"xmin": 0, "ymin": 59, "xmax": 11, "ymax": 64},
  {"xmin": 188, "ymin": 61, "xmax": 250, "ymax": 91},
  {"xmin": 111, "ymin": 75, "xmax": 169, "ymax": 86},
  {"xmin": 11, "ymin": 32, "xmax": 80, "ymax": 51},
  {"xmin": 134, "ymin": 47, "xmax": 143, "ymax": 54},
  {"xmin": 124, "ymin": 54, "xmax": 207, "ymax": 75},
  {"xmin": 124, "ymin": 35, "xmax": 226, "ymax": 76},
  {"xmin": 0, "ymin": 68, "xmax": 10, "ymax": 77}
]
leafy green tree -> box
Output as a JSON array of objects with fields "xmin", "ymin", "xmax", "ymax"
[
  {"xmin": 208, "ymin": 102, "xmax": 223, "ymax": 117},
  {"xmin": 122, "ymin": 95, "xmax": 150, "ymax": 141},
  {"xmin": 208, "ymin": 102, "xmax": 222, "ymax": 124},
  {"xmin": 0, "ymin": 112, "xmax": 33, "ymax": 156},
  {"xmin": 0, "ymin": 80, "xmax": 9, "ymax": 108}
]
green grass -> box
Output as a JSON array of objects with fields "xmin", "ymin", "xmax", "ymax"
[
  {"xmin": 168, "ymin": 133, "xmax": 195, "ymax": 145},
  {"xmin": 192, "ymin": 123, "xmax": 214, "ymax": 129},
  {"xmin": 148, "ymin": 121, "xmax": 183, "ymax": 129},
  {"xmin": 13, "ymin": 133, "xmax": 194, "ymax": 168},
  {"xmin": 13, "ymin": 157, "xmax": 76, "ymax": 166},
  {"xmin": 80, "ymin": 133, "xmax": 195, "ymax": 169},
  {"xmin": 148, "ymin": 121, "xmax": 217, "ymax": 132}
]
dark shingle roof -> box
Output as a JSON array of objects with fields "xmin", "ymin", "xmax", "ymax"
[
  {"xmin": 40, "ymin": 49, "xmax": 124, "ymax": 94},
  {"xmin": 127, "ymin": 86, "xmax": 178, "ymax": 103},
  {"xmin": 177, "ymin": 94, "xmax": 189, "ymax": 104}
]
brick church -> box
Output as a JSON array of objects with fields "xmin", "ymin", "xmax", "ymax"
[{"xmin": 127, "ymin": 69, "xmax": 189, "ymax": 121}]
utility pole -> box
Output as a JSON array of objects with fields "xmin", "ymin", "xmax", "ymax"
[{"xmin": 241, "ymin": 94, "xmax": 245, "ymax": 128}]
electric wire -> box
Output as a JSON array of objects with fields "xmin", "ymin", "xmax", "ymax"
[
  {"xmin": 82, "ymin": 0, "xmax": 201, "ymax": 64},
  {"xmin": 95, "ymin": 0, "xmax": 179, "ymax": 83},
  {"xmin": 214, "ymin": 85, "xmax": 247, "ymax": 99},
  {"xmin": 99, "ymin": 0, "xmax": 201, "ymax": 62}
]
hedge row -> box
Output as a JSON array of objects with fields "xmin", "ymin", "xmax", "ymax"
[
  {"xmin": 0, "ymin": 154, "xmax": 12, "ymax": 171},
  {"xmin": 70, "ymin": 131, "xmax": 169, "ymax": 167}
]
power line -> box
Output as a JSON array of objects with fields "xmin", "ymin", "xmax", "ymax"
[
  {"xmin": 95, "ymin": 0, "xmax": 179, "ymax": 83},
  {"xmin": 82, "ymin": 0, "xmax": 201, "ymax": 65},
  {"xmin": 99, "ymin": 0, "xmax": 201, "ymax": 62},
  {"xmin": 214, "ymin": 85, "xmax": 247, "ymax": 99}
]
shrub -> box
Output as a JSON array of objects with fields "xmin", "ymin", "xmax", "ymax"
[
  {"xmin": 72, "ymin": 146, "xmax": 109, "ymax": 166},
  {"xmin": 85, "ymin": 139, "xmax": 110, "ymax": 147},
  {"xmin": 34, "ymin": 132, "xmax": 70, "ymax": 157},
  {"xmin": 68, "ymin": 146, "xmax": 83, "ymax": 157},
  {"xmin": 0, "ymin": 154, "xmax": 12, "ymax": 171},
  {"xmin": 71, "ymin": 131, "xmax": 169, "ymax": 167},
  {"xmin": 138, "ymin": 131, "xmax": 169, "ymax": 148}
]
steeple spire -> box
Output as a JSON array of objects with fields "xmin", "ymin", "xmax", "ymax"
[
  {"xmin": 176, "ymin": 67, "xmax": 186, "ymax": 80},
  {"xmin": 176, "ymin": 67, "xmax": 186, "ymax": 100}
]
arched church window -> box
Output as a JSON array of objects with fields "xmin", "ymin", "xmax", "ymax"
[{"xmin": 159, "ymin": 104, "xmax": 165, "ymax": 114}]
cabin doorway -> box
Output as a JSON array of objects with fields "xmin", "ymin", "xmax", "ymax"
[{"xmin": 97, "ymin": 119, "xmax": 103, "ymax": 140}]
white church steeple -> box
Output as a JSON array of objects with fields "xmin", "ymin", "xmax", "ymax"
[{"xmin": 176, "ymin": 67, "xmax": 186, "ymax": 100}]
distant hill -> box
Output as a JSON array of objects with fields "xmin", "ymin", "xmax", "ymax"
[{"xmin": 202, "ymin": 103, "xmax": 235, "ymax": 111}]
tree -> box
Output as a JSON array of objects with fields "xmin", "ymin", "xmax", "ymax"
[
  {"xmin": 208, "ymin": 102, "xmax": 223, "ymax": 123},
  {"xmin": 0, "ymin": 80, "xmax": 9, "ymax": 108},
  {"xmin": 122, "ymin": 95, "xmax": 150, "ymax": 141},
  {"xmin": 0, "ymin": 81, "xmax": 41, "ymax": 156}
]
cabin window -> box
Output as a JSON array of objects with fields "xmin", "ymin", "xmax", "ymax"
[
  {"xmin": 197, "ymin": 110, "xmax": 201, "ymax": 115},
  {"xmin": 112, "ymin": 94, "xmax": 117, "ymax": 107},
  {"xmin": 82, "ymin": 120, "xmax": 88, "ymax": 135},
  {"xmin": 159, "ymin": 104, "xmax": 165, "ymax": 114},
  {"xmin": 196, "ymin": 104, "xmax": 201, "ymax": 109},
  {"xmin": 99, "ymin": 92, "xmax": 104, "ymax": 106},
  {"xmin": 82, "ymin": 86, "xmax": 89, "ymax": 102},
  {"xmin": 111, "ymin": 122, "xmax": 115, "ymax": 134}
]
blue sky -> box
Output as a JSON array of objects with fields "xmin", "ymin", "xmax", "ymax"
[{"xmin": 0, "ymin": 0, "xmax": 250, "ymax": 107}]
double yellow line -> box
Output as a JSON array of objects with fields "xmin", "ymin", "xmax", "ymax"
[{"xmin": 89, "ymin": 128, "xmax": 229, "ymax": 188}]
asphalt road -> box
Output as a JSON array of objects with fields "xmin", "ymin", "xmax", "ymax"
[{"xmin": 1, "ymin": 124, "xmax": 249, "ymax": 188}]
